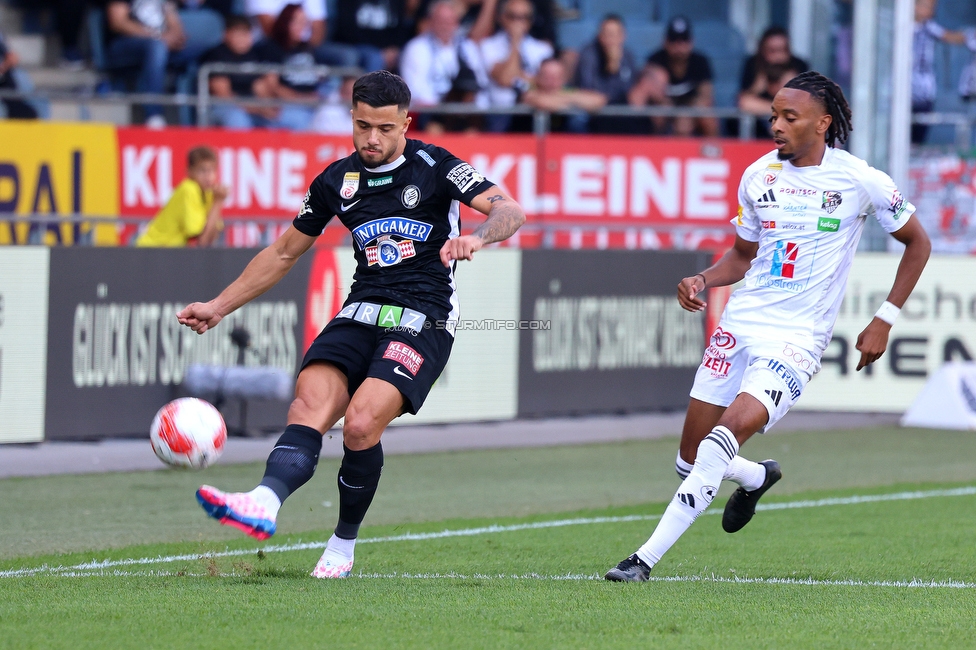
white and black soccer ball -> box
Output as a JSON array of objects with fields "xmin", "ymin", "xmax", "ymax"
[{"xmin": 149, "ymin": 398, "xmax": 227, "ymax": 469}]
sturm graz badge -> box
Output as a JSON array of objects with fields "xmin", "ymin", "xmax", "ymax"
[
  {"xmin": 401, "ymin": 185, "xmax": 421, "ymax": 209},
  {"xmin": 821, "ymin": 190, "xmax": 842, "ymax": 214}
]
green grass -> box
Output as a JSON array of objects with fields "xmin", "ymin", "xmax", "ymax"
[{"xmin": 2, "ymin": 426, "xmax": 976, "ymax": 649}]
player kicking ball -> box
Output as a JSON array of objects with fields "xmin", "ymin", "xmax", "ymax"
[
  {"xmin": 177, "ymin": 71, "xmax": 524, "ymax": 578},
  {"xmin": 605, "ymin": 71, "xmax": 931, "ymax": 582}
]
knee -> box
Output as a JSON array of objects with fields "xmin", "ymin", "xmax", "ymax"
[
  {"xmin": 288, "ymin": 394, "xmax": 322, "ymax": 428},
  {"xmin": 342, "ymin": 404, "xmax": 382, "ymax": 450}
]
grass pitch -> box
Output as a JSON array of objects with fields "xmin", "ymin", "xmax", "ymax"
[{"xmin": 2, "ymin": 426, "xmax": 976, "ymax": 649}]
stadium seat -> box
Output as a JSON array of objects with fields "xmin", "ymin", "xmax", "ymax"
[{"xmin": 623, "ymin": 22, "xmax": 665, "ymax": 64}]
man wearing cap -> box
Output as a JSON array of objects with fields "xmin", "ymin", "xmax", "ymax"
[{"xmin": 628, "ymin": 15, "xmax": 718, "ymax": 136}]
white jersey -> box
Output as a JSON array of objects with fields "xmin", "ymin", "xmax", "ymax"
[{"xmin": 721, "ymin": 147, "xmax": 914, "ymax": 354}]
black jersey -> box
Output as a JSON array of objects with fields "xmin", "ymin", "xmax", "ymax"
[{"xmin": 294, "ymin": 139, "xmax": 495, "ymax": 324}]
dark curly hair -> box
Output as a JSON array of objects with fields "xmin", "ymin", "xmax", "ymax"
[{"xmin": 783, "ymin": 71, "xmax": 853, "ymax": 147}]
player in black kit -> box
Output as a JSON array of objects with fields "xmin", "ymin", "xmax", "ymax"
[{"xmin": 178, "ymin": 71, "xmax": 525, "ymax": 578}]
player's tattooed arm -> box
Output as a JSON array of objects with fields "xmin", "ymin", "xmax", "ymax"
[
  {"xmin": 472, "ymin": 193, "xmax": 526, "ymax": 245},
  {"xmin": 439, "ymin": 187, "xmax": 526, "ymax": 266}
]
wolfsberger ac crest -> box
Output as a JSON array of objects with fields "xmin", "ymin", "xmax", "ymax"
[{"xmin": 821, "ymin": 190, "xmax": 842, "ymax": 214}]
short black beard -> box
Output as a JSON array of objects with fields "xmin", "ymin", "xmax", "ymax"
[{"xmin": 776, "ymin": 150, "xmax": 795, "ymax": 161}]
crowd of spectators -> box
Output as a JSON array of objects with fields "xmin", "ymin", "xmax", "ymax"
[{"xmin": 2, "ymin": 0, "xmax": 975, "ymax": 141}]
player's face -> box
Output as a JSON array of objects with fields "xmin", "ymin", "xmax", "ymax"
[
  {"xmin": 351, "ymin": 102, "xmax": 411, "ymax": 168},
  {"xmin": 769, "ymin": 88, "xmax": 830, "ymax": 162}
]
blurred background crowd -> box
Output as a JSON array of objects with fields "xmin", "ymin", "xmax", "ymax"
[{"xmin": 0, "ymin": 0, "xmax": 974, "ymax": 143}]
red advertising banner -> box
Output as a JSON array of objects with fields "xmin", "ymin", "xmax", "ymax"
[{"xmin": 117, "ymin": 127, "xmax": 771, "ymax": 250}]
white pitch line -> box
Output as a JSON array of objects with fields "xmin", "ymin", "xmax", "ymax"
[
  {"xmin": 3, "ymin": 486, "xmax": 975, "ymax": 580},
  {"xmin": 50, "ymin": 570, "xmax": 976, "ymax": 590}
]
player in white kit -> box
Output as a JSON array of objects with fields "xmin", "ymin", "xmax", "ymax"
[{"xmin": 606, "ymin": 71, "xmax": 932, "ymax": 582}]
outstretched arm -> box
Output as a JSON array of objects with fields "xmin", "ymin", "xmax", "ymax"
[
  {"xmin": 676, "ymin": 235, "xmax": 759, "ymax": 312},
  {"xmin": 855, "ymin": 217, "xmax": 931, "ymax": 370},
  {"xmin": 178, "ymin": 226, "xmax": 317, "ymax": 333},
  {"xmin": 439, "ymin": 186, "xmax": 526, "ymax": 266}
]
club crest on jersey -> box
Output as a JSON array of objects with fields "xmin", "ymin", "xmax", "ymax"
[
  {"xmin": 340, "ymin": 172, "xmax": 360, "ymax": 199},
  {"xmin": 401, "ymin": 185, "xmax": 421, "ymax": 209},
  {"xmin": 352, "ymin": 217, "xmax": 432, "ymax": 249},
  {"xmin": 821, "ymin": 190, "xmax": 842, "ymax": 214}
]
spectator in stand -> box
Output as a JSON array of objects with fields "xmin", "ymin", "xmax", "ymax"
[
  {"xmin": 203, "ymin": 15, "xmax": 281, "ymax": 129},
  {"xmin": 136, "ymin": 146, "xmax": 227, "ymax": 247},
  {"xmin": 628, "ymin": 16, "xmax": 718, "ymax": 137},
  {"xmin": 523, "ymin": 57, "xmax": 605, "ymax": 132},
  {"xmin": 245, "ymin": 0, "xmax": 359, "ymax": 69},
  {"xmin": 574, "ymin": 13, "xmax": 638, "ymax": 134},
  {"xmin": 418, "ymin": 0, "xmax": 554, "ymax": 44},
  {"xmin": 103, "ymin": 0, "xmax": 207, "ymax": 127},
  {"xmin": 14, "ymin": 0, "xmax": 88, "ymax": 68},
  {"xmin": 463, "ymin": 0, "xmax": 553, "ymax": 132},
  {"xmin": 0, "ymin": 32, "xmax": 38, "ymax": 119},
  {"xmin": 312, "ymin": 74, "xmax": 357, "ymax": 133},
  {"xmin": 332, "ymin": 0, "xmax": 420, "ymax": 73},
  {"xmin": 401, "ymin": 0, "xmax": 480, "ymax": 133},
  {"xmin": 912, "ymin": 0, "xmax": 970, "ymax": 144},
  {"xmin": 737, "ymin": 26, "xmax": 808, "ymax": 138},
  {"xmin": 264, "ymin": 4, "xmax": 322, "ymax": 131}
]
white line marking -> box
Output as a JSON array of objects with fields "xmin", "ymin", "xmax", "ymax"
[
  {"xmin": 49, "ymin": 570, "xmax": 976, "ymax": 590},
  {"xmin": 3, "ymin": 486, "xmax": 975, "ymax": 580}
]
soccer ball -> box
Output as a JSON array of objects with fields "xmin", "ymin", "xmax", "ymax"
[{"xmin": 149, "ymin": 398, "xmax": 227, "ymax": 469}]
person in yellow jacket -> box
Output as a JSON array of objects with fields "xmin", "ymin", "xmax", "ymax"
[{"xmin": 136, "ymin": 146, "xmax": 228, "ymax": 247}]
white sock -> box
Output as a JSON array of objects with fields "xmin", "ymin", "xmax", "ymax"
[
  {"xmin": 247, "ymin": 485, "xmax": 282, "ymax": 519},
  {"xmin": 636, "ymin": 426, "xmax": 739, "ymax": 568},
  {"xmin": 723, "ymin": 456, "xmax": 767, "ymax": 491},
  {"xmin": 675, "ymin": 453, "xmax": 693, "ymax": 480},
  {"xmin": 326, "ymin": 534, "xmax": 356, "ymax": 559}
]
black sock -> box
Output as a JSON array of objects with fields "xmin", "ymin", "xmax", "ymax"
[
  {"xmin": 334, "ymin": 443, "xmax": 384, "ymax": 540},
  {"xmin": 258, "ymin": 424, "xmax": 323, "ymax": 503}
]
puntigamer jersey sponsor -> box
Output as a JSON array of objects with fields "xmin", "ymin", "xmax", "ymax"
[
  {"xmin": 294, "ymin": 139, "xmax": 494, "ymax": 332},
  {"xmin": 724, "ymin": 147, "xmax": 915, "ymax": 352}
]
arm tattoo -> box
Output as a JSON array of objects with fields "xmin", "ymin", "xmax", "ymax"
[{"xmin": 472, "ymin": 198, "xmax": 525, "ymax": 245}]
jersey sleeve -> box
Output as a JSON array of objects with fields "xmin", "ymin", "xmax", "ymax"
[
  {"xmin": 860, "ymin": 165, "xmax": 915, "ymax": 233},
  {"xmin": 292, "ymin": 173, "xmax": 336, "ymax": 236},
  {"xmin": 436, "ymin": 153, "xmax": 495, "ymax": 205},
  {"xmin": 733, "ymin": 170, "xmax": 762, "ymax": 242}
]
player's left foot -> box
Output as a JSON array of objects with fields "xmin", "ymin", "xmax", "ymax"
[
  {"xmin": 604, "ymin": 554, "xmax": 651, "ymax": 582},
  {"xmin": 721, "ymin": 459, "xmax": 782, "ymax": 533},
  {"xmin": 311, "ymin": 547, "xmax": 354, "ymax": 579}
]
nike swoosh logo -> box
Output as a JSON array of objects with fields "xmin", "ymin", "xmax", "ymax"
[
  {"xmin": 393, "ymin": 366, "xmax": 413, "ymax": 380},
  {"xmin": 338, "ymin": 476, "xmax": 365, "ymax": 489},
  {"xmin": 340, "ymin": 199, "xmax": 361, "ymax": 212}
]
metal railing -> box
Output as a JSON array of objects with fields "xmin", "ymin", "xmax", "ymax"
[{"xmin": 0, "ymin": 213, "xmax": 736, "ymax": 249}]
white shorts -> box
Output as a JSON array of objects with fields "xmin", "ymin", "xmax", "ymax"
[{"xmin": 689, "ymin": 325, "xmax": 821, "ymax": 433}]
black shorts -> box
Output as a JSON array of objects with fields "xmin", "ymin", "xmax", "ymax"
[{"xmin": 301, "ymin": 301, "xmax": 454, "ymax": 415}]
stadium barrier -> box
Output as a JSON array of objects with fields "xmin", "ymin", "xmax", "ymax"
[
  {"xmin": 6, "ymin": 248, "xmax": 975, "ymax": 442},
  {"xmin": 1, "ymin": 246, "xmax": 715, "ymax": 442}
]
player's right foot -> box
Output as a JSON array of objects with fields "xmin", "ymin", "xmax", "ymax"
[
  {"xmin": 721, "ymin": 460, "xmax": 782, "ymax": 533},
  {"xmin": 196, "ymin": 485, "xmax": 276, "ymax": 541},
  {"xmin": 604, "ymin": 554, "xmax": 651, "ymax": 582}
]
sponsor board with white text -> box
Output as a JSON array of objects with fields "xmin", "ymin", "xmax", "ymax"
[{"xmin": 799, "ymin": 254, "xmax": 976, "ymax": 412}]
